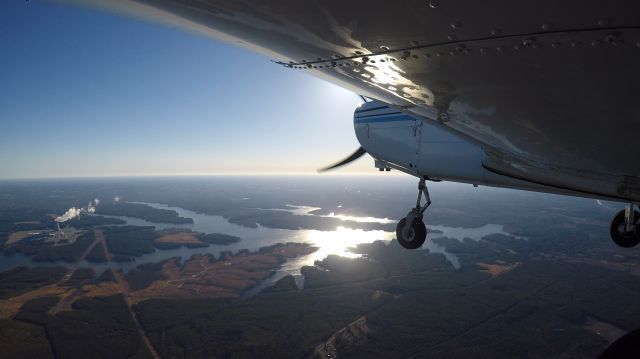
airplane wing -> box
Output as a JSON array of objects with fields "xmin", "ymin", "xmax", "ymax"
[{"xmin": 67, "ymin": 0, "xmax": 640, "ymax": 202}]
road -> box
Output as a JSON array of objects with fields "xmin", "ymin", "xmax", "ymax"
[
  {"xmin": 112, "ymin": 268, "xmax": 161, "ymax": 359},
  {"xmin": 50, "ymin": 230, "xmax": 160, "ymax": 358}
]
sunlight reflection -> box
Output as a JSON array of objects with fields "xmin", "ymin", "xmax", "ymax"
[
  {"xmin": 267, "ymin": 205, "xmax": 395, "ymax": 224},
  {"xmin": 324, "ymin": 212, "xmax": 395, "ymax": 224},
  {"xmin": 301, "ymin": 226, "xmax": 395, "ymax": 266},
  {"xmin": 358, "ymin": 55, "xmax": 434, "ymax": 105}
]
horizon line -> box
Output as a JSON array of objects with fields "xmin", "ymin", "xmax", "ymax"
[{"xmin": 0, "ymin": 171, "xmax": 406, "ymax": 181}]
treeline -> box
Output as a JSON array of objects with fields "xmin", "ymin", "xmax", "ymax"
[
  {"xmin": 0, "ymin": 266, "xmax": 67, "ymax": 299},
  {"xmin": 129, "ymin": 240, "xmax": 463, "ymax": 358},
  {"xmin": 103, "ymin": 226, "xmax": 158, "ymax": 262},
  {"xmin": 97, "ymin": 202, "xmax": 193, "ymax": 224},
  {"xmin": 0, "ymin": 318, "xmax": 53, "ymax": 358},
  {"xmin": 3, "ymin": 230, "xmax": 96, "ymax": 263},
  {"xmin": 126, "ymin": 260, "xmax": 171, "ymax": 291},
  {"xmin": 0, "ymin": 209, "xmax": 52, "ymax": 246},
  {"xmin": 61, "ymin": 268, "xmax": 96, "ymax": 287},
  {"xmin": 66, "ymin": 215, "xmax": 125, "ymax": 228},
  {"xmin": 134, "ymin": 274, "xmax": 388, "ymax": 358},
  {"xmin": 85, "ymin": 242, "xmax": 108, "ymax": 263},
  {"xmin": 15, "ymin": 295, "xmax": 153, "ymax": 359},
  {"xmin": 301, "ymin": 255, "xmax": 386, "ymax": 289},
  {"xmin": 32, "ymin": 231, "xmax": 95, "ymax": 262},
  {"xmin": 197, "ymin": 232, "xmax": 241, "ymax": 245}
]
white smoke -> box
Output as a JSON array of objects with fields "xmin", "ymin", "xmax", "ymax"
[
  {"xmin": 87, "ymin": 198, "xmax": 100, "ymax": 213},
  {"xmin": 55, "ymin": 198, "xmax": 101, "ymax": 224},
  {"xmin": 55, "ymin": 207, "xmax": 82, "ymax": 222},
  {"xmin": 596, "ymin": 200, "xmax": 603, "ymax": 206},
  {"xmin": 114, "ymin": 196, "xmax": 121, "ymax": 203}
]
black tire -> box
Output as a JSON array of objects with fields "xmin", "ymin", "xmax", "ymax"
[
  {"xmin": 610, "ymin": 209, "xmax": 640, "ymax": 248},
  {"xmin": 396, "ymin": 217, "xmax": 427, "ymax": 249}
]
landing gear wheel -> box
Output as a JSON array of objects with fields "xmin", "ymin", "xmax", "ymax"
[
  {"xmin": 610, "ymin": 209, "xmax": 640, "ymax": 248},
  {"xmin": 396, "ymin": 217, "xmax": 427, "ymax": 249}
]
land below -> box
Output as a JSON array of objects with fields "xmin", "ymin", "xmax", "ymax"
[
  {"xmin": 0, "ymin": 177, "xmax": 637, "ymax": 358},
  {"xmin": 1, "ymin": 233, "xmax": 639, "ymax": 359},
  {"xmin": 0, "ymin": 242, "xmax": 316, "ymax": 359}
]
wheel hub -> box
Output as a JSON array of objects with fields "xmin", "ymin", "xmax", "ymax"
[
  {"xmin": 617, "ymin": 223, "xmax": 637, "ymax": 238},
  {"xmin": 403, "ymin": 226, "xmax": 416, "ymax": 241}
]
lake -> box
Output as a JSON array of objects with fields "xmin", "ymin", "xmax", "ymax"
[{"xmin": 0, "ymin": 201, "xmax": 525, "ymax": 277}]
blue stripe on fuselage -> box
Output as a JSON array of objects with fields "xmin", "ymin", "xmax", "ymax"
[
  {"xmin": 354, "ymin": 105, "xmax": 389, "ymax": 114},
  {"xmin": 355, "ymin": 111, "xmax": 402, "ymax": 119},
  {"xmin": 354, "ymin": 113, "xmax": 413, "ymax": 124}
]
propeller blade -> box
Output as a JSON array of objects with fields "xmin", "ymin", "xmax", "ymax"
[{"xmin": 318, "ymin": 146, "xmax": 367, "ymax": 172}]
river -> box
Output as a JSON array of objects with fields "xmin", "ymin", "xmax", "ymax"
[{"xmin": 0, "ymin": 203, "xmax": 526, "ymax": 282}]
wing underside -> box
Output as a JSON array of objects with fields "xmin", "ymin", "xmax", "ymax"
[{"xmin": 67, "ymin": 0, "xmax": 640, "ymax": 201}]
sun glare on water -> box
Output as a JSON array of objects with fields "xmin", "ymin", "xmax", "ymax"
[
  {"xmin": 301, "ymin": 226, "xmax": 395, "ymax": 265},
  {"xmin": 325, "ymin": 212, "xmax": 396, "ymax": 224}
]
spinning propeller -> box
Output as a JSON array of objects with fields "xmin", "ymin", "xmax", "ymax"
[
  {"xmin": 317, "ymin": 146, "xmax": 367, "ymax": 172},
  {"xmin": 318, "ymin": 95, "xmax": 371, "ymax": 173}
]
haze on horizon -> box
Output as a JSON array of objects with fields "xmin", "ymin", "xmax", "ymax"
[{"xmin": 0, "ymin": 1, "xmax": 375, "ymax": 180}]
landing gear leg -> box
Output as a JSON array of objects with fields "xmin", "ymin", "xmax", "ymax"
[
  {"xmin": 610, "ymin": 203, "xmax": 640, "ymax": 248},
  {"xmin": 396, "ymin": 178, "xmax": 430, "ymax": 249}
]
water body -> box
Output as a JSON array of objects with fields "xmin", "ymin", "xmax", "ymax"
[
  {"xmin": 429, "ymin": 224, "xmax": 527, "ymax": 243},
  {"xmin": 0, "ymin": 203, "xmax": 524, "ymax": 277},
  {"xmin": 267, "ymin": 204, "xmax": 396, "ymax": 224}
]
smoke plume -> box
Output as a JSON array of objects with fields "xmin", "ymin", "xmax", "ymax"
[
  {"xmin": 86, "ymin": 198, "xmax": 100, "ymax": 214},
  {"xmin": 55, "ymin": 207, "xmax": 82, "ymax": 222},
  {"xmin": 55, "ymin": 198, "xmax": 101, "ymax": 224}
]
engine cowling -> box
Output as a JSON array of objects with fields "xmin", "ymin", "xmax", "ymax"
[
  {"xmin": 354, "ymin": 100, "xmax": 485, "ymax": 184},
  {"xmin": 354, "ymin": 100, "xmax": 581, "ymax": 196}
]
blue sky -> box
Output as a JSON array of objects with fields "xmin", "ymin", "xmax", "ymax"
[{"xmin": 0, "ymin": 1, "xmax": 370, "ymax": 179}]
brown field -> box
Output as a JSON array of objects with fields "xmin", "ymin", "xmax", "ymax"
[
  {"xmin": 0, "ymin": 268, "xmax": 126, "ymax": 318},
  {"xmin": 0, "ymin": 279, "xmax": 127, "ymax": 318},
  {"xmin": 129, "ymin": 254, "xmax": 278, "ymax": 303},
  {"xmin": 130, "ymin": 242, "xmax": 317, "ymax": 303},
  {"xmin": 0, "ymin": 243, "xmax": 318, "ymax": 317},
  {"xmin": 477, "ymin": 261, "xmax": 521, "ymax": 277},
  {"xmin": 0, "ymin": 284, "xmax": 69, "ymax": 318},
  {"xmin": 583, "ymin": 316, "xmax": 626, "ymax": 344},
  {"xmin": 7, "ymin": 230, "xmax": 48, "ymax": 244},
  {"xmin": 154, "ymin": 232, "xmax": 203, "ymax": 245},
  {"xmin": 81, "ymin": 282, "xmax": 124, "ymax": 298}
]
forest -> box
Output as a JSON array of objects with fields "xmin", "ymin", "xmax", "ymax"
[{"xmin": 97, "ymin": 202, "xmax": 193, "ymax": 224}]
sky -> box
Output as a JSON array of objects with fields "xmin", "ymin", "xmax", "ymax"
[{"xmin": 0, "ymin": 1, "xmax": 373, "ymax": 179}]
